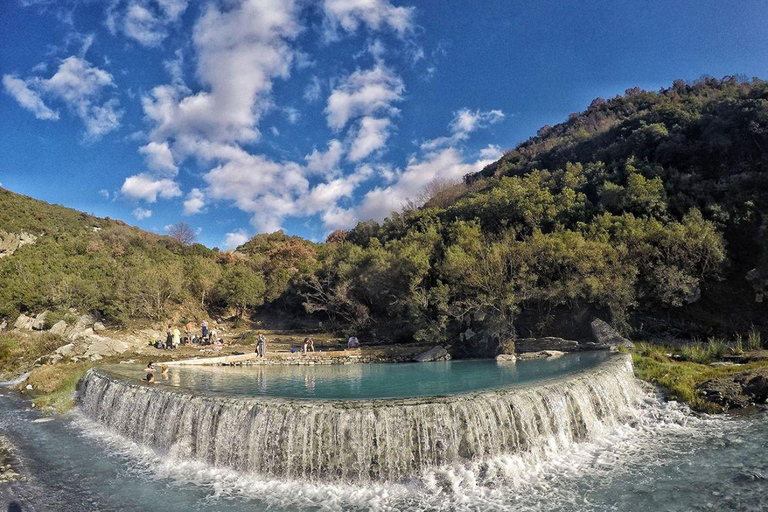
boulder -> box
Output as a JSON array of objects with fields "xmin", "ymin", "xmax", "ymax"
[
  {"xmin": 48, "ymin": 320, "xmax": 68, "ymax": 336},
  {"xmin": 82, "ymin": 334, "xmax": 129, "ymax": 359},
  {"xmin": 13, "ymin": 314, "xmax": 35, "ymax": 331},
  {"xmin": 590, "ymin": 318, "xmax": 633, "ymax": 349},
  {"xmin": 495, "ymin": 354, "xmax": 516, "ymax": 363},
  {"xmin": 0, "ymin": 231, "xmax": 37, "ymax": 258},
  {"xmin": 517, "ymin": 350, "xmax": 566, "ymax": 361},
  {"xmin": 93, "ymin": 322, "xmax": 106, "ymax": 332},
  {"xmin": 413, "ymin": 345, "xmax": 451, "ymax": 362},
  {"xmin": 497, "ymin": 337, "xmax": 516, "ymax": 355},
  {"xmin": 30, "ymin": 311, "xmax": 48, "ymax": 330},
  {"xmin": 68, "ymin": 314, "xmax": 97, "ymax": 339},
  {"xmin": 515, "ymin": 337, "xmax": 579, "ymax": 353}
]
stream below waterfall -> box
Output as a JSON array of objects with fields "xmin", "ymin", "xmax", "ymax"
[{"xmin": 1, "ymin": 383, "xmax": 767, "ymax": 511}]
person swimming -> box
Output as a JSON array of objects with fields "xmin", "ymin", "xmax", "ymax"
[
  {"xmin": 145, "ymin": 373, "xmax": 155, "ymax": 383},
  {"xmin": 146, "ymin": 362, "xmax": 156, "ymax": 372}
]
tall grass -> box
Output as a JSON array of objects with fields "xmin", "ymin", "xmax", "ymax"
[
  {"xmin": 679, "ymin": 341, "xmax": 711, "ymax": 364},
  {"xmin": 747, "ymin": 327, "xmax": 763, "ymax": 351}
]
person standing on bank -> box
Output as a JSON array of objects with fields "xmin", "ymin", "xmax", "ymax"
[
  {"xmin": 257, "ymin": 332, "xmax": 267, "ymax": 357},
  {"xmin": 201, "ymin": 320, "xmax": 209, "ymax": 341}
]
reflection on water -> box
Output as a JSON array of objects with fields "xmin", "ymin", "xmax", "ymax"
[{"xmin": 106, "ymin": 351, "xmax": 610, "ymax": 400}]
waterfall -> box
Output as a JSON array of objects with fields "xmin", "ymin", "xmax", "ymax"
[{"xmin": 78, "ymin": 354, "xmax": 644, "ymax": 482}]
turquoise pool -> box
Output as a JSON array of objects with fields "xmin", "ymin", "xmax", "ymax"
[{"xmin": 106, "ymin": 350, "xmax": 610, "ymax": 400}]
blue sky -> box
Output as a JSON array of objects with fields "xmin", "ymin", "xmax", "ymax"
[{"xmin": 2, "ymin": 0, "xmax": 768, "ymax": 248}]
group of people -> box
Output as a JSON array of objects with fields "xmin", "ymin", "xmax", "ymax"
[
  {"xmin": 143, "ymin": 361, "xmax": 168, "ymax": 383},
  {"xmin": 154, "ymin": 320, "xmax": 222, "ymax": 349}
]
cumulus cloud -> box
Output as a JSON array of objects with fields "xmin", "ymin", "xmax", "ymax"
[
  {"xmin": 2, "ymin": 76, "xmax": 58, "ymax": 120},
  {"xmin": 142, "ymin": 0, "xmax": 301, "ymax": 149},
  {"xmin": 223, "ymin": 229, "xmax": 250, "ymax": 249},
  {"xmin": 121, "ymin": 172, "xmax": 182, "ymax": 202},
  {"xmin": 183, "ymin": 187, "xmax": 206, "ymax": 214},
  {"xmin": 325, "ymin": 64, "xmax": 403, "ymax": 130},
  {"xmin": 3, "ymin": 56, "xmax": 122, "ymax": 139},
  {"xmin": 322, "ymin": 0, "xmax": 414, "ymax": 39},
  {"xmin": 305, "ymin": 139, "xmax": 343, "ymax": 175},
  {"xmin": 347, "ymin": 116, "xmax": 390, "ymax": 161},
  {"xmin": 139, "ymin": 141, "xmax": 177, "ymax": 174},
  {"xmin": 132, "ymin": 206, "xmax": 153, "ymax": 220}
]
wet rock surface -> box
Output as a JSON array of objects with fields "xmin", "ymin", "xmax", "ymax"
[
  {"xmin": 413, "ymin": 345, "xmax": 451, "ymax": 362},
  {"xmin": 698, "ymin": 368, "xmax": 768, "ymax": 411}
]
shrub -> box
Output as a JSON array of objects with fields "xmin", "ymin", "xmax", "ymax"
[{"xmin": 747, "ymin": 327, "xmax": 763, "ymax": 350}]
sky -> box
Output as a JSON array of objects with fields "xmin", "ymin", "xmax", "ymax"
[{"xmin": 2, "ymin": 1, "xmax": 768, "ymax": 248}]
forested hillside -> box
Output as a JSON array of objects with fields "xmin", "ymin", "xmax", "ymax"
[
  {"xmin": 0, "ymin": 189, "xmax": 313, "ymax": 327},
  {"xmin": 2, "ymin": 77, "xmax": 768, "ymax": 354}
]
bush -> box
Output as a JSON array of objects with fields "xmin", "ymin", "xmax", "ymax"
[{"xmin": 747, "ymin": 327, "xmax": 763, "ymax": 350}]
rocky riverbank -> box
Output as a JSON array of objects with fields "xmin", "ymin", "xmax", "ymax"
[{"xmin": 697, "ymin": 368, "xmax": 768, "ymax": 411}]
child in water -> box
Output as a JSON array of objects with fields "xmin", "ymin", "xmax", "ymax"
[{"xmin": 145, "ymin": 373, "xmax": 155, "ymax": 383}]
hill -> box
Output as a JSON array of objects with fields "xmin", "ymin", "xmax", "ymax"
[
  {"xmin": 329, "ymin": 77, "xmax": 768, "ymax": 349},
  {"xmin": 2, "ymin": 77, "xmax": 768, "ymax": 355}
]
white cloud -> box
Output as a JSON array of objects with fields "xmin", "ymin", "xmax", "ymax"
[
  {"xmin": 139, "ymin": 141, "xmax": 177, "ymax": 174},
  {"xmin": 2, "ymin": 76, "xmax": 58, "ymax": 120},
  {"xmin": 303, "ymin": 76, "xmax": 322, "ymax": 102},
  {"xmin": 121, "ymin": 172, "xmax": 182, "ymax": 202},
  {"xmin": 142, "ymin": 0, "xmax": 301, "ymax": 149},
  {"xmin": 183, "ymin": 187, "xmax": 206, "ymax": 214},
  {"xmin": 202, "ymin": 146, "xmax": 308, "ymax": 231},
  {"xmin": 479, "ymin": 143, "xmax": 503, "ymax": 159},
  {"xmin": 421, "ymin": 108, "xmax": 505, "ymax": 151},
  {"xmin": 305, "ymin": 139, "xmax": 343, "ymax": 175},
  {"xmin": 325, "ymin": 64, "xmax": 403, "ymax": 130},
  {"xmin": 99, "ymin": 189, "xmax": 110, "ymax": 199},
  {"xmin": 132, "ymin": 207, "xmax": 153, "ymax": 220},
  {"xmin": 223, "ymin": 229, "xmax": 250, "ymax": 249},
  {"xmin": 347, "ymin": 116, "xmax": 390, "ymax": 161},
  {"xmin": 4, "ymin": 56, "xmax": 122, "ymax": 139},
  {"xmin": 107, "ymin": 0, "xmax": 189, "ymax": 47},
  {"xmin": 322, "ymin": 0, "xmax": 415, "ymax": 39}
]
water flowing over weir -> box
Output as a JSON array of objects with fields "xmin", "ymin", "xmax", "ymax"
[{"xmin": 78, "ymin": 354, "xmax": 644, "ymax": 483}]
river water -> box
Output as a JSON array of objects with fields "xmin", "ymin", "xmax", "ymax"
[{"xmin": 1, "ymin": 372, "xmax": 767, "ymax": 511}]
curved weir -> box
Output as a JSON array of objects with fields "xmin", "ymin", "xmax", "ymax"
[{"xmin": 78, "ymin": 353, "xmax": 643, "ymax": 482}]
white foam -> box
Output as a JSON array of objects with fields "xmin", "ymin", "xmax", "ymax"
[{"xmin": 70, "ymin": 378, "xmax": 731, "ymax": 512}]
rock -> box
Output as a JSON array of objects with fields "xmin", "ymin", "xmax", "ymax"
[
  {"xmin": 55, "ymin": 343, "xmax": 78, "ymax": 358},
  {"xmin": 517, "ymin": 350, "xmax": 566, "ymax": 361},
  {"xmin": 67, "ymin": 313, "xmax": 97, "ymax": 339},
  {"xmin": 0, "ymin": 230, "xmax": 37, "ymax": 258},
  {"xmin": 709, "ymin": 362, "xmax": 736, "ymax": 367},
  {"xmin": 413, "ymin": 345, "xmax": 451, "ymax": 362},
  {"xmin": 82, "ymin": 334, "xmax": 129, "ymax": 359},
  {"xmin": 497, "ymin": 337, "xmax": 516, "ymax": 355},
  {"xmin": 515, "ymin": 337, "xmax": 579, "ymax": 353},
  {"xmin": 590, "ymin": 318, "xmax": 633, "ymax": 349},
  {"xmin": 13, "ymin": 314, "xmax": 35, "ymax": 331},
  {"xmin": 697, "ymin": 368, "xmax": 768, "ymax": 410},
  {"xmin": 48, "ymin": 320, "xmax": 68, "ymax": 336},
  {"xmin": 30, "ymin": 311, "xmax": 48, "ymax": 330},
  {"xmin": 496, "ymin": 354, "xmax": 516, "ymax": 363},
  {"xmin": 93, "ymin": 322, "xmax": 106, "ymax": 332}
]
